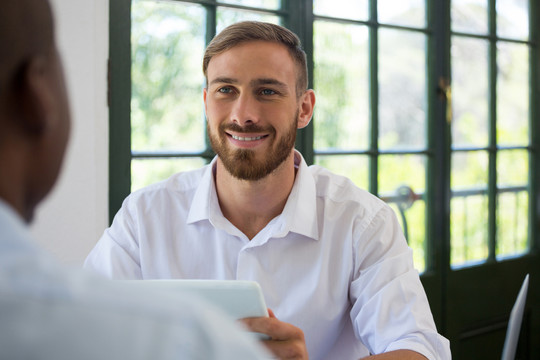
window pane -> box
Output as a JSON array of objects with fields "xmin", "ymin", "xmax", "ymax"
[
  {"xmin": 451, "ymin": 151, "xmax": 489, "ymax": 266},
  {"xmin": 389, "ymin": 200, "xmax": 426, "ymax": 273},
  {"xmin": 379, "ymin": 155, "xmax": 426, "ymax": 272},
  {"xmin": 451, "ymin": 151, "xmax": 488, "ymax": 188},
  {"xmin": 378, "ymin": 154, "xmax": 426, "ymax": 194},
  {"xmin": 313, "ymin": 0, "xmax": 368, "ymax": 21},
  {"xmin": 379, "ymin": 29, "xmax": 426, "ymax": 150},
  {"xmin": 378, "ymin": 0, "xmax": 426, "ymax": 28},
  {"xmin": 497, "ymin": 149, "xmax": 528, "ymax": 187},
  {"xmin": 497, "ymin": 191, "xmax": 528, "ymax": 259},
  {"xmin": 497, "ymin": 0, "xmax": 529, "ymax": 40},
  {"xmin": 451, "ymin": 0, "xmax": 488, "ymax": 35},
  {"xmin": 497, "ymin": 150, "xmax": 529, "ymax": 258},
  {"xmin": 451, "ymin": 194, "xmax": 489, "ymax": 266},
  {"xmin": 217, "ymin": 8, "xmax": 281, "ymax": 32},
  {"xmin": 132, "ymin": 158, "xmax": 207, "ymax": 192},
  {"xmin": 451, "ymin": 36, "xmax": 489, "ymax": 147},
  {"xmin": 314, "ymin": 21, "xmax": 369, "ymax": 151},
  {"xmin": 314, "ymin": 155, "xmax": 368, "ymax": 190},
  {"xmin": 497, "ymin": 42, "xmax": 529, "ymax": 146},
  {"xmin": 219, "ymin": 0, "xmax": 280, "ymax": 10},
  {"xmin": 132, "ymin": 0, "xmax": 206, "ymax": 152}
]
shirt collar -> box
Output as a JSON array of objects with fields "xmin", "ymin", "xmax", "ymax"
[
  {"xmin": 186, "ymin": 156, "xmax": 220, "ymax": 225},
  {"xmin": 186, "ymin": 151, "xmax": 319, "ymax": 241},
  {"xmin": 276, "ymin": 151, "xmax": 319, "ymax": 240}
]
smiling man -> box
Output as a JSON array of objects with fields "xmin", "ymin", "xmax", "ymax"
[{"xmin": 85, "ymin": 21, "xmax": 451, "ymax": 360}]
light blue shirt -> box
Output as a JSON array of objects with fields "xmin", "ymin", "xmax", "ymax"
[
  {"xmin": 85, "ymin": 151, "xmax": 451, "ymax": 360},
  {"xmin": 0, "ymin": 199, "xmax": 269, "ymax": 359}
]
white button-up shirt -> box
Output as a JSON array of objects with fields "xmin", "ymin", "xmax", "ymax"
[
  {"xmin": 85, "ymin": 151, "xmax": 451, "ymax": 360},
  {"xmin": 0, "ymin": 200, "xmax": 269, "ymax": 360}
]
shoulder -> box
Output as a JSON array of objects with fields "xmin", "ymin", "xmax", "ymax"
[
  {"xmin": 0, "ymin": 256, "xmax": 267, "ymax": 359},
  {"xmin": 308, "ymin": 165, "xmax": 387, "ymax": 215}
]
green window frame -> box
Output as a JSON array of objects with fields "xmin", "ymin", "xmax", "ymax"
[
  {"xmin": 109, "ymin": 2, "xmax": 540, "ymax": 354},
  {"xmin": 110, "ymin": 0, "xmax": 539, "ymax": 271}
]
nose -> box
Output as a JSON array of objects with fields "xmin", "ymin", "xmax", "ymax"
[{"xmin": 230, "ymin": 93, "xmax": 260, "ymax": 126}]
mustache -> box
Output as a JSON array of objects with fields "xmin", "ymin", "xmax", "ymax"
[{"xmin": 220, "ymin": 122, "xmax": 275, "ymax": 134}]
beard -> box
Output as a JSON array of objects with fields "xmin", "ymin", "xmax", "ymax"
[{"xmin": 207, "ymin": 110, "xmax": 299, "ymax": 181}]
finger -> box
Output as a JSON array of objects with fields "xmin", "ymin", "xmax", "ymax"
[
  {"xmin": 242, "ymin": 317, "xmax": 305, "ymax": 342},
  {"xmin": 261, "ymin": 338, "xmax": 306, "ymax": 360}
]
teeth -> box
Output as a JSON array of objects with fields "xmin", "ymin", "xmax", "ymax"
[{"xmin": 231, "ymin": 135, "xmax": 263, "ymax": 141}]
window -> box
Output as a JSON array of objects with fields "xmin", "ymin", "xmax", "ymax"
[
  {"xmin": 111, "ymin": 0, "xmax": 538, "ymax": 273},
  {"xmin": 449, "ymin": 0, "xmax": 532, "ymax": 266},
  {"xmin": 109, "ymin": 2, "xmax": 540, "ymax": 355}
]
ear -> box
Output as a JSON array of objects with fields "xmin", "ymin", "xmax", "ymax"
[
  {"xmin": 297, "ymin": 89, "xmax": 315, "ymax": 129},
  {"xmin": 203, "ymin": 87, "xmax": 209, "ymax": 120},
  {"xmin": 17, "ymin": 55, "xmax": 56, "ymax": 135}
]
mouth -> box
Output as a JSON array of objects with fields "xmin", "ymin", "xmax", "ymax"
[
  {"xmin": 230, "ymin": 134, "xmax": 267, "ymax": 141},
  {"xmin": 225, "ymin": 131, "xmax": 270, "ymax": 148}
]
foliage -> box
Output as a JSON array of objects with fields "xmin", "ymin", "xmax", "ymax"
[{"xmin": 130, "ymin": 0, "xmax": 532, "ymax": 272}]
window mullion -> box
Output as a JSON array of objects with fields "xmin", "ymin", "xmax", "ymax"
[
  {"xmin": 285, "ymin": 0, "xmax": 314, "ymax": 164},
  {"xmin": 108, "ymin": 0, "xmax": 132, "ymax": 224},
  {"xmin": 368, "ymin": 0, "xmax": 379, "ymax": 196},
  {"xmin": 487, "ymin": 0, "xmax": 497, "ymax": 262},
  {"xmin": 529, "ymin": 0, "xmax": 540, "ymax": 252}
]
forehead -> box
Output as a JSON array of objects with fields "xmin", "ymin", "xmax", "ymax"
[{"xmin": 206, "ymin": 41, "xmax": 297, "ymax": 86}]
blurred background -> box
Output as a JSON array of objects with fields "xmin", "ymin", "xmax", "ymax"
[{"xmin": 34, "ymin": 0, "xmax": 539, "ymax": 358}]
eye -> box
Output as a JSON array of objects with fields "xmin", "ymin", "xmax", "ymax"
[
  {"xmin": 260, "ymin": 88, "xmax": 277, "ymax": 96},
  {"xmin": 217, "ymin": 86, "xmax": 234, "ymax": 94}
]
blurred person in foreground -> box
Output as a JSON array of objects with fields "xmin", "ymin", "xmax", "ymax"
[
  {"xmin": 0, "ymin": 1, "xmax": 270, "ymax": 358},
  {"xmin": 85, "ymin": 21, "xmax": 451, "ymax": 360}
]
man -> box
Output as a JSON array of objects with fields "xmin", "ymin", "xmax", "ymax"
[
  {"xmin": 85, "ymin": 21, "xmax": 451, "ymax": 360},
  {"xmin": 0, "ymin": 1, "xmax": 269, "ymax": 358}
]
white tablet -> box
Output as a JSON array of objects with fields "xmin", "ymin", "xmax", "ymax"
[{"xmin": 117, "ymin": 279, "xmax": 269, "ymax": 320}]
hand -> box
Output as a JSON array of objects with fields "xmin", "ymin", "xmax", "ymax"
[
  {"xmin": 361, "ymin": 350, "xmax": 428, "ymax": 359},
  {"xmin": 241, "ymin": 308, "xmax": 308, "ymax": 360}
]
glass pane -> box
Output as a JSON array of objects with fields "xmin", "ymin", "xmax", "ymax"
[
  {"xmin": 379, "ymin": 29, "xmax": 426, "ymax": 150},
  {"xmin": 451, "ymin": 151, "xmax": 489, "ymax": 267},
  {"xmin": 389, "ymin": 201, "xmax": 426, "ymax": 273},
  {"xmin": 497, "ymin": 0, "xmax": 529, "ymax": 40},
  {"xmin": 451, "ymin": 194, "xmax": 489, "ymax": 266},
  {"xmin": 378, "ymin": 155, "xmax": 426, "ymax": 194},
  {"xmin": 217, "ymin": 8, "xmax": 281, "ymax": 32},
  {"xmin": 497, "ymin": 42, "xmax": 529, "ymax": 146},
  {"xmin": 498, "ymin": 149, "xmax": 528, "ymax": 187},
  {"xmin": 314, "ymin": 155, "xmax": 368, "ymax": 190},
  {"xmin": 451, "ymin": 36, "xmax": 489, "ymax": 147},
  {"xmin": 219, "ymin": 0, "xmax": 280, "ymax": 10},
  {"xmin": 314, "ymin": 21, "xmax": 369, "ymax": 151},
  {"xmin": 378, "ymin": 0, "xmax": 426, "ymax": 28},
  {"xmin": 379, "ymin": 155, "xmax": 427, "ymax": 273},
  {"xmin": 131, "ymin": 158, "xmax": 207, "ymax": 192},
  {"xmin": 132, "ymin": 0, "xmax": 206, "ymax": 152},
  {"xmin": 451, "ymin": 151, "xmax": 488, "ymax": 188},
  {"xmin": 497, "ymin": 191, "xmax": 528, "ymax": 259},
  {"xmin": 497, "ymin": 149, "xmax": 528, "ymax": 258},
  {"xmin": 313, "ymin": 0, "xmax": 368, "ymax": 21},
  {"xmin": 451, "ymin": 0, "xmax": 488, "ymax": 35}
]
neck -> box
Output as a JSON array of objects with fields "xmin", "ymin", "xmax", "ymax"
[
  {"xmin": 0, "ymin": 145, "xmax": 34, "ymax": 223},
  {"xmin": 215, "ymin": 151, "xmax": 297, "ymax": 240}
]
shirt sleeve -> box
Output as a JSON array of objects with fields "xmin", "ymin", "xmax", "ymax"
[
  {"xmin": 83, "ymin": 197, "xmax": 143, "ymax": 280},
  {"xmin": 349, "ymin": 204, "xmax": 451, "ymax": 360}
]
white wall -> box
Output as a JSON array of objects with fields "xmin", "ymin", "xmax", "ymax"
[{"xmin": 30, "ymin": 0, "xmax": 109, "ymax": 265}]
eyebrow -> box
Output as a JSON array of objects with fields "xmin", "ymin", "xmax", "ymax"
[
  {"xmin": 250, "ymin": 78, "xmax": 289, "ymax": 92},
  {"xmin": 208, "ymin": 77, "xmax": 289, "ymax": 91},
  {"xmin": 208, "ymin": 77, "xmax": 238, "ymax": 86}
]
